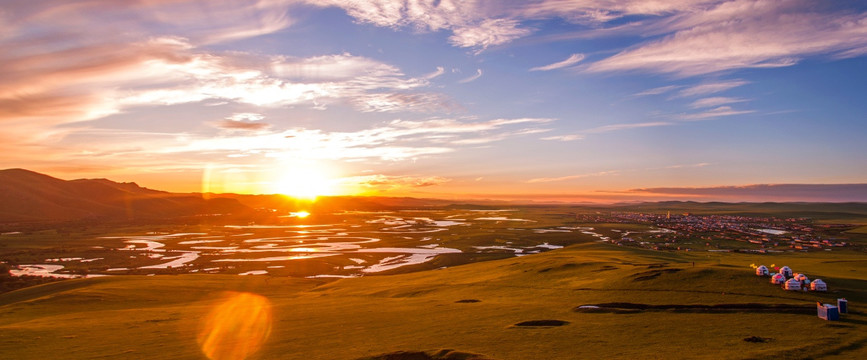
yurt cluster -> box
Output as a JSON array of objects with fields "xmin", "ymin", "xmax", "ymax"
[
  {"xmin": 753, "ymin": 264, "xmax": 827, "ymax": 292},
  {"xmin": 753, "ymin": 264, "xmax": 849, "ymax": 321}
]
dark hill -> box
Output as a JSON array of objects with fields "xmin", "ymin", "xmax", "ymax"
[{"xmin": 0, "ymin": 168, "xmax": 250, "ymax": 223}]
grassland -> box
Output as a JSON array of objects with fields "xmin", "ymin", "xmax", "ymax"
[{"xmin": 1, "ymin": 241, "xmax": 865, "ymax": 360}]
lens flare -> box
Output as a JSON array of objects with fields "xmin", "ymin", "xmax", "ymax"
[{"xmin": 198, "ymin": 292, "xmax": 273, "ymax": 360}]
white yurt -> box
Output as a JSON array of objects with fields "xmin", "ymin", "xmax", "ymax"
[
  {"xmin": 779, "ymin": 266, "xmax": 793, "ymax": 278},
  {"xmin": 770, "ymin": 273, "xmax": 786, "ymax": 285},
  {"xmin": 811, "ymin": 279, "xmax": 827, "ymax": 291},
  {"xmin": 755, "ymin": 265, "xmax": 769, "ymax": 276},
  {"xmin": 794, "ymin": 273, "xmax": 808, "ymax": 284},
  {"xmin": 784, "ymin": 278, "xmax": 802, "ymax": 291}
]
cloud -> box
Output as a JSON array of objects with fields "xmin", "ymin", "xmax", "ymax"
[
  {"xmin": 303, "ymin": 0, "xmax": 867, "ymax": 71},
  {"xmin": 306, "ymin": 1, "xmax": 532, "ymax": 49},
  {"xmin": 584, "ymin": 121, "xmax": 673, "ymax": 134},
  {"xmin": 306, "ymin": 0, "xmax": 720, "ymax": 50},
  {"xmin": 633, "ymin": 85, "xmax": 680, "ymax": 97},
  {"xmin": 343, "ymin": 174, "xmax": 451, "ymax": 190},
  {"xmin": 689, "ymin": 97, "xmax": 748, "ymax": 108},
  {"xmin": 449, "ymin": 19, "xmax": 532, "ymax": 49},
  {"xmin": 52, "ymin": 117, "xmax": 554, "ymax": 171},
  {"xmin": 2, "ymin": 1, "xmax": 294, "ymax": 48},
  {"xmin": 527, "ymin": 170, "xmax": 619, "ymax": 183},
  {"xmin": 530, "ymin": 53, "xmax": 585, "ymax": 71},
  {"xmin": 0, "ymin": 35, "xmax": 447, "ymax": 129},
  {"xmin": 679, "ymin": 106, "xmax": 755, "ymax": 120},
  {"xmin": 676, "ymin": 80, "xmax": 750, "ymax": 97},
  {"xmin": 587, "ymin": 0, "xmax": 867, "ymax": 76},
  {"xmin": 458, "ymin": 69, "xmax": 483, "ymax": 83},
  {"xmin": 227, "ymin": 113, "xmax": 265, "ymax": 122},
  {"xmin": 270, "ymin": 53, "xmax": 407, "ymax": 81},
  {"xmin": 352, "ymin": 93, "xmax": 457, "ymax": 113},
  {"xmin": 214, "ymin": 120, "xmax": 271, "ymax": 131},
  {"xmin": 423, "ymin": 66, "xmax": 445, "ymax": 79},
  {"xmin": 662, "ymin": 162, "xmax": 711, "ymax": 169},
  {"xmin": 541, "ymin": 121, "xmax": 672, "ymax": 141},
  {"xmin": 542, "ymin": 134, "xmax": 585, "ymax": 141}
]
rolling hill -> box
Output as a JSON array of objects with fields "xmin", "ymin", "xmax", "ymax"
[
  {"xmin": 0, "ymin": 242, "xmax": 864, "ymax": 359},
  {"xmin": 0, "ymin": 169, "xmax": 250, "ymax": 223}
]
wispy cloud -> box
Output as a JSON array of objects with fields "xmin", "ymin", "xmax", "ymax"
[
  {"xmin": 679, "ymin": 106, "xmax": 755, "ymax": 120},
  {"xmin": 458, "ymin": 69, "xmax": 483, "ymax": 83},
  {"xmin": 0, "ymin": 36, "xmax": 448, "ymax": 131},
  {"xmin": 541, "ymin": 134, "xmax": 585, "ymax": 141},
  {"xmin": 689, "ymin": 97, "xmax": 748, "ymax": 108},
  {"xmin": 633, "ymin": 85, "xmax": 680, "ymax": 97},
  {"xmin": 227, "ymin": 113, "xmax": 265, "ymax": 122},
  {"xmin": 450, "ymin": 19, "xmax": 532, "ymax": 50},
  {"xmin": 587, "ymin": 0, "xmax": 867, "ymax": 76},
  {"xmin": 352, "ymin": 93, "xmax": 457, "ymax": 113},
  {"xmin": 676, "ymin": 80, "xmax": 750, "ymax": 97},
  {"xmin": 17, "ymin": 116, "xmax": 554, "ymax": 177},
  {"xmin": 343, "ymin": 174, "xmax": 451, "ymax": 190},
  {"xmin": 423, "ymin": 66, "xmax": 445, "ymax": 79},
  {"xmin": 527, "ymin": 170, "xmax": 619, "ymax": 183},
  {"xmin": 530, "ymin": 53, "xmax": 585, "ymax": 71},
  {"xmin": 584, "ymin": 121, "xmax": 674, "ymax": 134},
  {"xmin": 306, "ymin": 1, "xmax": 867, "ymax": 74},
  {"xmin": 304, "ymin": 1, "xmax": 710, "ymax": 50},
  {"xmin": 213, "ymin": 120, "xmax": 271, "ymax": 131},
  {"xmin": 661, "ymin": 162, "xmax": 711, "ymax": 170},
  {"xmin": 541, "ymin": 121, "xmax": 672, "ymax": 141}
]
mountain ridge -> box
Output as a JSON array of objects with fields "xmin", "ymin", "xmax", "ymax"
[{"xmin": 0, "ymin": 168, "xmax": 249, "ymax": 223}]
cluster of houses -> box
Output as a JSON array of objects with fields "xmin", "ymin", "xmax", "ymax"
[
  {"xmin": 592, "ymin": 212, "xmax": 851, "ymax": 252},
  {"xmin": 753, "ymin": 264, "xmax": 827, "ymax": 291}
]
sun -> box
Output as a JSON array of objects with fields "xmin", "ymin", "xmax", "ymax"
[{"xmin": 270, "ymin": 165, "xmax": 335, "ymax": 200}]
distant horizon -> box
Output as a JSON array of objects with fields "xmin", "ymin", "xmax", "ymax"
[{"xmin": 6, "ymin": 168, "xmax": 867, "ymax": 204}]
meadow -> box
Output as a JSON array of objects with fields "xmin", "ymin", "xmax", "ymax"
[{"xmin": 1, "ymin": 205, "xmax": 866, "ymax": 359}]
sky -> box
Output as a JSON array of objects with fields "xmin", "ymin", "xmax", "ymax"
[{"xmin": 2, "ymin": 0, "xmax": 867, "ymax": 202}]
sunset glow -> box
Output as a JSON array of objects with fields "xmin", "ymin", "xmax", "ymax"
[
  {"xmin": 1, "ymin": 0, "xmax": 865, "ymax": 202},
  {"xmin": 269, "ymin": 165, "xmax": 336, "ymax": 200}
]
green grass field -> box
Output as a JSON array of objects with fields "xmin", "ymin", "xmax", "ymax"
[{"xmin": 1, "ymin": 242, "xmax": 865, "ymax": 360}]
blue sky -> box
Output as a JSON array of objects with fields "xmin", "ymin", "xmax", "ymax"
[{"xmin": 2, "ymin": 0, "xmax": 866, "ymax": 202}]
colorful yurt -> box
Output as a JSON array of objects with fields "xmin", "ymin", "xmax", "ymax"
[
  {"xmin": 770, "ymin": 273, "xmax": 786, "ymax": 285},
  {"xmin": 784, "ymin": 278, "xmax": 802, "ymax": 291},
  {"xmin": 755, "ymin": 265, "xmax": 769, "ymax": 276},
  {"xmin": 779, "ymin": 266, "xmax": 793, "ymax": 278},
  {"xmin": 811, "ymin": 279, "xmax": 828, "ymax": 291}
]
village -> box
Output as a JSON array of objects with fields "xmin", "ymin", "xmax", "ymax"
[{"xmin": 576, "ymin": 212, "xmax": 854, "ymax": 252}]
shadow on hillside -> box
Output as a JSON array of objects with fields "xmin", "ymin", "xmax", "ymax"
[{"xmin": 575, "ymin": 302, "xmax": 816, "ymax": 314}]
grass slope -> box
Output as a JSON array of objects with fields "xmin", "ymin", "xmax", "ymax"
[{"xmin": 1, "ymin": 243, "xmax": 865, "ymax": 360}]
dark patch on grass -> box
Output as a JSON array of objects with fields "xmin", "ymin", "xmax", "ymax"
[
  {"xmin": 357, "ymin": 349, "xmax": 494, "ymax": 360},
  {"xmin": 537, "ymin": 263, "xmax": 578, "ymax": 273},
  {"xmin": 825, "ymin": 323, "xmax": 853, "ymax": 328},
  {"xmin": 144, "ymin": 317, "xmax": 179, "ymax": 323},
  {"xmin": 574, "ymin": 302, "xmax": 816, "ymax": 314},
  {"xmin": 632, "ymin": 268, "xmax": 681, "ymax": 281},
  {"xmin": 814, "ymin": 336, "xmax": 867, "ymax": 357},
  {"xmin": 591, "ymin": 265, "xmax": 618, "ymax": 273},
  {"xmin": 743, "ymin": 336, "xmax": 772, "ymax": 343},
  {"xmin": 646, "ymin": 263, "xmax": 669, "ymax": 269},
  {"xmin": 513, "ymin": 320, "xmax": 570, "ymax": 327},
  {"xmin": 455, "ymin": 299, "xmax": 480, "ymax": 303}
]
